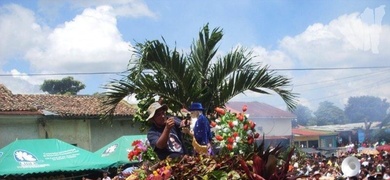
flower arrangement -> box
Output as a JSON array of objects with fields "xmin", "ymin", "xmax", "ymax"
[
  {"xmin": 124, "ymin": 105, "xmax": 297, "ymax": 179},
  {"xmin": 125, "ymin": 160, "xmax": 171, "ymax": 180},
  {"xmin": 128, "ymin": 139, "xmax": 158, "ymax": 162},
  {"xmin": 212, "ymin": 105, "xmax": 260, "ymax": 155},
  {"xmin": 146, "ymin": 165, "xmax": 171, "ymax": 180}
]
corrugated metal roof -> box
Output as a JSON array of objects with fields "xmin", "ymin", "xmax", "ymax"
[{"xmin": 305, "ymin": 122, "xmax": 382, "ymax": 131}]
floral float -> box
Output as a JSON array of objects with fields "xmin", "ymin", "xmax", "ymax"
[{"xmin": 125, "ymin": 105, "xmax": 295, "ymax": 180}]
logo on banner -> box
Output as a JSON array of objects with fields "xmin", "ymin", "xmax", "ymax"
[
  {"xmin": 102, "ymin": 144, "xmax": 118, "ymax": 156},
  {"xmin": 14, "ymin": 149, "xmax": 37, "ymax": 162},
  {"xmin": 14, "ymin": 149, "xmax": 49, "ymax": 169}
]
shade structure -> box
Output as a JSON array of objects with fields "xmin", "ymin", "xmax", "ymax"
[
  {"xmin": 359, "ymin": 147, "xmax": 379, "ymax": 155},
  {"xmin": 0, "ymin": 139, "xmax": 115, "ymax": 176},
  {"xmin": 94, "ymin": 135, "xmax": 147, "ymax": 166},
  {"xmin": 376, "ymin": 144, "xmax": 390, "ymax": 152}
]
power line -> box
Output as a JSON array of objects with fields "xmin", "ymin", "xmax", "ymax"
[
  {"xmin": 269, "ymin": 66, "xmax": 390, "ymax": 71},
  {"xmin": 1, "ymin": 66, "xmax": 390, "ymax": 77},
  {"xmin": 296, "ymin": 69, "xmax": 390, "ymax": 92},
  {"xmin": 307, "ymin": 77, "xmax": 390, "ymax": 102},
  {"xmin": 0, "ymin": 71, "xmax": 126, "ymax": 77},
  {"xmin": 294, "ymin": 68, "xmax": 390, "ymax": 87}
]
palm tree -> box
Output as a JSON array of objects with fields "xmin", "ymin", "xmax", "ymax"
[{"xmin": 102, "ymin": 24, "xmax": 297, "ymax": 125}]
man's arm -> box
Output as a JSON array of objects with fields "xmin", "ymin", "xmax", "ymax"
[{"xmin": 155, "ymin": 117, "xmax": 175, "ymax": 149}]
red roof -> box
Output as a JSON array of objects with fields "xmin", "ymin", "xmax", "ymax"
[
  {"xmin": 0, "ymin": 84, "xmax": 135, "ymax": 117},
  {"xmin": 292, "ymin": 128, "xmax": 336, "ymax": 136},
  {"xmin": 0, "ymin": 84, "xmax": 37, "ymax": 112},
  {"xmin": 225, "ymin": 101, "xmax": 296, "ymax": 118}
]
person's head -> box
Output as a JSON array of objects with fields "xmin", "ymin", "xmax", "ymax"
[
  {"xmin": 147, "ymin": 102, "xmax": 168, "ymax": 127},
  {"xmin": 188, "ymin": 102, "xmax": 204, "ymax": 118},
  {"xmin": 102, "ymin": 171, "xmax": 109, "ymax": 177}
]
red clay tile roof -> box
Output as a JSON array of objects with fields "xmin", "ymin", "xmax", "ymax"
[
  {"xmin": 292, "ymin": 128, "xmax": 337, "ymax": 136},
  {"xmin": 225, "ymin": 101, "xmax": 296, "ymax": 118},
  {"xmin": 0, "ymin": 84, "xmax": 38, "ymax": 113},
  {"xmin": 0, "ymin": 84, "xmax": 135, "ymax": 117}
]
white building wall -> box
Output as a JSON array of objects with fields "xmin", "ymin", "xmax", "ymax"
[
  {"xmin": 0, "ymin": 117, "xmax": 40, "ymax": 149},
  {"xmin": 252, "ymin": 117, "xmax": 292, "ymax": 137}
]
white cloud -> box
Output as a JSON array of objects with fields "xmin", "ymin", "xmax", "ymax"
[
  {"xmin": 0, "ymin": 4, "xmax": 48, "ymax": 66},
  {"xmin": 280, "ymin": 9, "xmax": 389, "ymax": 67},
  {"xmin": 251, "ymin": 46, "xmax": 294, "ymax": 77},
  {"xmin": 232, "ymin": 7, "xmax": 390, "ymax": 110},
  {"xmin": 0, "ymin": 70, "xmax": 43, "ymax": 94},
  {"xmin": 25, "ymin": 5, "xmax": 133, "ymax": 73},
  {"xmin": 0, "ymin": 4, "xmax": 135, "ymax": 94}
]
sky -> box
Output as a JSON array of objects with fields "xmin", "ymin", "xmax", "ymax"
[{"xmin": 0, "ymin": 0, "xmax": 389, "ymax": 111}]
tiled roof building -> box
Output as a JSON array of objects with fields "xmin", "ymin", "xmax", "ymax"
[
  {"xmin": 0, "ymin": 84, "xmax": 135, "ymax": 117},
  {"xmin": 0, "ymin": 84, "xmax": 141, "ymax": 151}
]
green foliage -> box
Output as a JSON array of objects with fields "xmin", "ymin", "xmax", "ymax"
[
  {"xmin": 344, "ymin": 96, "xmax": 389, "ymax": 123},
  {"xmin": 102, "ymin": 24, "xmax": 297, "ymax": 126},
  {"xmin": 312, "ymin": 101, "xmax": 346, "ymax": 125},
  {"xmin": 40, "ymin": 76, "xmax": 85, "ymax": 95}
]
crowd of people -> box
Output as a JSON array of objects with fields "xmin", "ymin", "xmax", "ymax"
[{"xmin": 287, "ymin": 147, "xmax": 390, "ymax": 179}]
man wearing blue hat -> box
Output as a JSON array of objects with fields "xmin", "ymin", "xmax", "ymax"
[{"xmin": 188, "ymin": 102, "xmax": 213, "ymax": 155}]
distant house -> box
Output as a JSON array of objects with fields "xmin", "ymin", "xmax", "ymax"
[
  {"xmin": 292, "ymin": 127, "xmax": 338, "ymax": 148},
  {"xmin": 304, "ymin": 122, "xmax": 386, "ymax": 146},
  {"xmin": 225, "ymin": 101, "xmax": 296, "ymax": 147},
  {"xmin": 0, "ymin": 84, "xmax": 143, "ymax": 151}
]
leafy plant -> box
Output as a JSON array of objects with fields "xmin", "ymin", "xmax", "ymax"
[
  {"xmin": 101, "ymin": 24, "xmax": 297, "ymax": 126},
  {"xmin": 128, "ymin": 140, "xmax": 158, "ymax": 163},
  {"xmin": 212, "ymin": 105, "xmax": 259, "ymax": 155}
]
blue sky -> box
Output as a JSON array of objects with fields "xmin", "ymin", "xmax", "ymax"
[{"xmin": 1, "ymin": 0, "xmax": 389, "ymax": 111}]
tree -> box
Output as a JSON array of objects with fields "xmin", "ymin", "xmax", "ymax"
[
  {"xmin": 292, "ymin": 105, "xmax": 313, "ymax": 127},
  {"xmin": 312, "ymin": 101, "xmax": 346, "ymax": 126},
  {"xmin": 344, "ymin": 96, "xmax": 390, "ymax": 142},
  {"xmin": 40, "ymin": 76, "xmax": 85, "ymax": 95},
  {"xmin": 344, "ymin": 96, "xmax": 389, "ymax": 123},
  {"xmin": 102, "ymin": 24, "xmax": 297, "ymax": 127}
]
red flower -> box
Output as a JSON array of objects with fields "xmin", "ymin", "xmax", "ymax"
[
  {"xmin": 228, "ymin": 121, "xmax": 234, "ymax": 128},
  {"xmin": 133, "ymin": 149, "xmax": 141, "ymax": 156},
  {"xmin": 247, "ymin": 137, "xmax": 254, "ymax": 144},
  {"xmin": 128, "ymin": 151, "xmax": 134, "ymax": 160},
  {"xmin": 215, "ymin": 135, "xmax": 224, "ymax": 141},
  {"xmin": 214, "ymin": 107, "xmax": 225, "ymax": 115},
  {"xmin": 227, "ymin": 137, "xmax": 234, "ymax": 143},
  {"xmin": 232, "ymin": 132, "xmax": 239, "ymax": 137},
  {"xmin": 132, "ymin": 140, "xmax": 142, "ymax": 146},
  {"xmin": 210, "ymin": 121, "xmax": 217, "ymax": 127},
  {"xmin": 249, "ymin": 120, "xmax": 255, "ymax": 129},
  {"xmin": 242, "ymin": 105, "xmax": 248, "ymax": 112},
  {"xmin": 243, "ymin": 124, "xmax": 248, "ymax": 130},
  {"xmin": 227, "ymin": 144, "xmax": 233, "ymax": 150},
  {"xmin": 236, "ymin": 113, "xmax": 244, "ymax": 121},
  {"xmin": 254, "ymin": 133, "xmax": 260, "ymax": 138}
]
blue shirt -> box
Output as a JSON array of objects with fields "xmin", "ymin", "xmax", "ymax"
[{"xmin": 147, "ymin": 117, "xmax": 184, "ymax": 160}]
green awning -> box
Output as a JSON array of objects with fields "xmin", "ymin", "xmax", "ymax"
[
  {"xmin": 94, "ymin": 135, "xmax": 147, "ymax": 166},
  {"xmin": 0, "ymin": 139, "xmax": 115, "ymax": 176}
]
